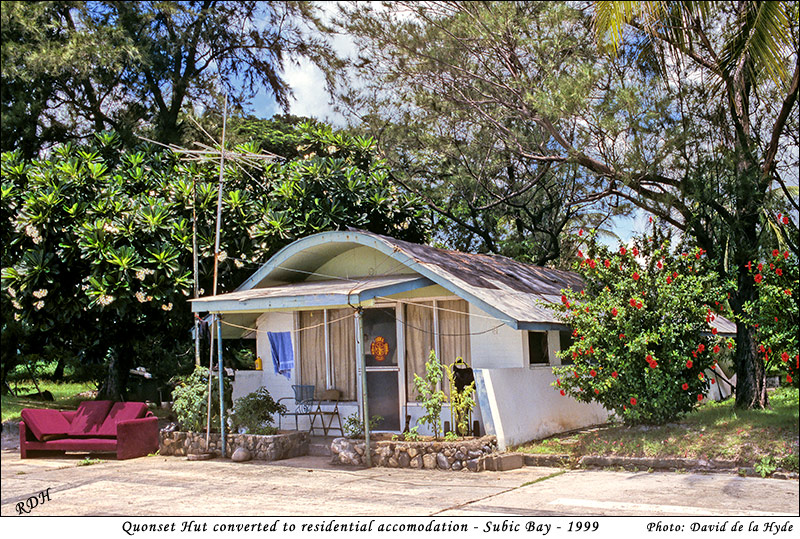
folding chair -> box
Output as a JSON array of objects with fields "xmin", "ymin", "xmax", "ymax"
[{"xmin": 310, "ymin": 389, "xmax": 343, "ymax": 437}]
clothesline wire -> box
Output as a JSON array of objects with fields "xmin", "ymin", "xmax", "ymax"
[{"xmin": 218, "ymin": 306, "xmax": 506, "ymax": 339}]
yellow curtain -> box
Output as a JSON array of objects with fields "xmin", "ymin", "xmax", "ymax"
[
  {"xmin": 298, "ymin": 310, "xmax": 326, "ymax": 394},
  {"xmin": 328, "ymin": 308, "xmax": 356, "ymax": 400},
  {"xmin": 404, "ymin": 301, "xmax": 434, "ymax": 402},
  {"xmin": 438, "ymin": 299, "xmax": 471, "ymax": 396}
]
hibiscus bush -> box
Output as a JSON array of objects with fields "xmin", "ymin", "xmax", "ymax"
[
  {"xmin": 551, "ymin": 224, "xmax": 733, "ymax": 424},
  {"xmin": 742, "ymin": 239, "xmax": 799, "ymax": 388}
]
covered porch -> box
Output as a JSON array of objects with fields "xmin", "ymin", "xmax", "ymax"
[{"xmin": 191, "ymin": 274, "xmax": 482, "ymax": 436}]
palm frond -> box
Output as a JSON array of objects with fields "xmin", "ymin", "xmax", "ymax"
[{"xmin": 718, "ymin": 1, "xmax": 793, "ymax": 89}]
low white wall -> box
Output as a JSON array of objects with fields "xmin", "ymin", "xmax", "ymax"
[{"xmin": 477, "ymin": 366, "xmax": 607, "ymax": 450}]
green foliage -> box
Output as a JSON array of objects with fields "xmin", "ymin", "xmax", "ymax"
[
  {"xmin": 228, "ymin": 387, "xmax": 286, "ymax": 435},
  {"xmin": 444, "ymin": 431, "xmax": 459, "ymax": 442},
  {"xmin": 551, "ymin": 223, "xmax": 732, "ymax": 424},
  {"xmin": 754, "ymin": 456, "xmax": 777, "ymax": 478},
  {"xmin": 171, "ymin": 366, "xmax": 232, "ymax": 433},
  {"xmin": 413, "ymin": 350, "xmax": 447, "ymax": 438},
  {"xmin": 1, "ymin": 1, "xmax": 335, "ymax": 154},
  {"xmin": 444, "ymin": 359, "xmax": 476, "ymax": 437},
  {"xmin": 741, "ymin": 243, "xmax": 799, "ymax": 388},
  {"xmin": 392, "ymin": 426, "xmax": 420, "ymax": 442},
  {"xmin": 1, "ymin": 122, "xmax": 430, "ymax": 395},
  {"xmin": 342, "ymin": 412, "xmax": 383, "ymax": 439}
]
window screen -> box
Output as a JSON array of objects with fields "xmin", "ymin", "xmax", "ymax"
[
  {"xmin": 528, "ymin": 331, "xmax": 549, "ymax": 365},
  {"xmin": 559, "ymin": 330, "xmax": 574, "ymax": 365}
]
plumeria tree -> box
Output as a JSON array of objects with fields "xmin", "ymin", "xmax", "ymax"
[
  {"xmin": 551, "ymin": 222, "xmax": 734, "ymax": 424},
  {"xmin": 1, "ymin": 123, "xmax": 430, "ymax": 397}
]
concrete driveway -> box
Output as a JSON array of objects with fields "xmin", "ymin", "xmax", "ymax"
[{"xmin": 2, "ymin": 445, "xmax": 798, "ymax": 517}]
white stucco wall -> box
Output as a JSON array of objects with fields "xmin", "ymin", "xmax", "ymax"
[{"xmin": 468, "ymin": 305, "xmax": 607, "ymax": 449}]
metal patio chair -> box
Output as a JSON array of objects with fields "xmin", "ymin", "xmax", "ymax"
[{"xmin": 278, "ymin": 384, "xmax": 316, "ymax": 431}]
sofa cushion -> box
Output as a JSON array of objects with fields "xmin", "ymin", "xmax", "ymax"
[
  {"xmin": 68, "ymin": 400, "xmax": 114, "ymax": 437},
  {"xmin": 98, "ymin": 402, "xmax": 148, "ymax": 436},
  {"xmin": 20, "ymin": 409, "xmax": 72, "ymax": 441}
]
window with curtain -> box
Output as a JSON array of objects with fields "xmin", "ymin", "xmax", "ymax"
[
  {"xmin": 298, "ymin": 310, "xmax": 327, "ymax": 394},
  {"xmin": 403, "ymin": 299, "xmax": 471, "ymax": 402},
  {"xmin": 328, "ymin": 308, "xmax": 356, "ymax": 400},
  {"xmin": 438, "ymin": 299, "xmax": 471, "ymax": 397},
  {"xmin": 404, "ymin": 301, "xmax": 434, "ymax": 402}
]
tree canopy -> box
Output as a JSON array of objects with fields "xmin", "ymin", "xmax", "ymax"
[
  {"xmin": 332, "ymin": 0, "xmax": 799, "ymax": 408},
  {"xmin": 1, "ymin": 121, "xmax": 430, "ymax": 397},
  {"xmin": 1, "ymin": 1, "xmax": 337, "ymax": 156}
]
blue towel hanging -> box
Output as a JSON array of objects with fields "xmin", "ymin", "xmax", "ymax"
[{"xmin": 267, "ymin": 331, "xmax": 294, "ymax": 379}]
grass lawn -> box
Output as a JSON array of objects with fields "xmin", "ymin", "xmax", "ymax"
[
  {"xmin": 1, "ymin": 381, "xmax": 97, "ymax": 423},
  {"xmin": 513, "ymin": 386, "xmax": 799, "ymax": 472}
]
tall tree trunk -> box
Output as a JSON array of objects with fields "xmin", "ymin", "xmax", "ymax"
[{"xmin": 731, "ymin": 263, "xmax": 768, "ymax": 409}]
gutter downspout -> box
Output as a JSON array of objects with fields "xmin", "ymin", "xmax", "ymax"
[{"xmin": 355, "ymin": 308, "xmax": 371, "ymax": 467}]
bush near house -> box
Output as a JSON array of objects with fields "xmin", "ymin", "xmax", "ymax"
[
  {"xmin": 551, "ymin": 224, "xmax": 733, "ymax": 424},
  {"xmin": 171, "ymin": 366, "xmax": 232, "ymax": 432},
  {"xmin": 228, "ymin": 387, "xmax": 286, "ymax": 435},
  {"xmin": 742, "ymin": 235, "xmax": 799, "ymax": 388}
]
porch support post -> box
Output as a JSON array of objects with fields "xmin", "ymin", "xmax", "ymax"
[
  {"xmin": 355, "ymin": 308, "xmax": 371, "ymax": 467},
  {"xmin": 217, "ymin": 314, "xmax": 226, "ymax": 458}
]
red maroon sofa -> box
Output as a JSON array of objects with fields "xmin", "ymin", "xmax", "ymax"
[{"xmin": 19, "ymin": 400, "xmax": 159, "ymax": 460}]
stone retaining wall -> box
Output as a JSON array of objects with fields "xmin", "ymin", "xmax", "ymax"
[
  {"xmin": 331, "ymin": 435, "xmax": 498, "ymax": 472},
  {"xmin": 160, "ymin": 431, "xmax": 308, "ymax": 461}
]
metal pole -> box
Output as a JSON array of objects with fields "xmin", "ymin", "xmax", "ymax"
[
  {"xmin": 212, "ymin": 94, "xmax": 228, "ymax": 297},
  {"xmin": 192, "ymin": 172, "xmax": 201, "ymax": 367},
  {"xmin": 354, "ymin": 309, "xmax": 371, "ymax": 467},
  {"xmin": 205, "ymin": 314, "xmax": 214, "ymax": 450},
  {"xmin": 217, "ymin": 314, "xmax": 226, "ymax": 458}
]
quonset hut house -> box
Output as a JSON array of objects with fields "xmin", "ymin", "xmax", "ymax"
[{"xmin": 190, "ymin": 230, "xmax": 732, "ymax": 450}]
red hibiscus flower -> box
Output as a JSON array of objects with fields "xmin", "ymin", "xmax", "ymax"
[
  {"xmin": 556, "ymin": 379, "xmax": 561, "ymax": 386},
  {"xmin": 783, "ymin": 216, "xmax": 789, "ymax": 225},
  {"xmin": 672, "ymin": 271, "xmax": 678, "ymax": 279},
  {"xmin": 757, "ymin": 263, "xmax": 763, "ymax": 271},
  {"xmin": 754, "ymin": 274, "xmax": 763, "ymax": 283},
  {"xmin": 561, "ymin": 294, "xmax": 568, "ymax": 304},
  {"xmin": 713, "ymin": 345, "xmax": 720, "ymax": 354},
  {"xmin": 711, "ymin": 328, "xmax": 718, "ymax": 335},
  {"xmin": 594, "ymin": 388, "xmax": 600, "ymax": 394},
  {"xmin": 727, "ymin": 342, "xmax": 733, "ymax": 349},
  {"xmin": 611, "ymin": 371, "xmax": 618, "ymax": 378},
  {"xmin": 711, "ymin": 379, "xmax": 716, "ymax": 385},
  {"xmin": 604, "ymin": 259, "xmax": 610, "ymax": 268},
  {"xmin": 686, "ymin": 360, "xmax": 693, "ymax": 369},
  {"xmin": 574, "ymin": 371, "xmax": 579, "ymax": 378},
  {"xmin": 619, "ymin": 333, "xmax": 625, "ymax": 340},
  {"xmin": 785, "ymin": 289, "xmax": 792, "ymax": 295},
  {"xmin": 588, "ymin": 259, "xmax": 597, "ymax": 269},
  {"xmin": 697, "ymin": 394, "xmax": 703, "ymax": 402},
  {"xmin": 666, "ymin": 276, "xmax": 672, "ymax": 284},
  {"xmin": 560, "ymin": 389, "xmax": 566, "ymax": 396},
  {"xmin": 632, "ymin": 272, "xmax": 640, "ymax": 281},
  {"xmin": 682, "ymin": 383, "xmax": 689, "ymax": 390},
  {"xmin": 578, "ymin": 250, "xmax": 584, "ymax": 259},
  {"xmin": 636, "ymin": 301, "xmax": 643, "ymax": 309},
  {"xmin": 620, "ymin": 247, "xmax": 627, "ymax": 255},
  {"xmin": 630, "ymin": 397, "xmax": 637, "ymax": 406},
  {"xmin": 629, "ymin": 298, "xmax": 637, "ymax": 307},
  {"xmin": 590, "ymin": 369, "xmax": 597, "ymax": 377},
  {"xmin": 578, "ymin": 228, "xmax": 584, "ymax": 236},
  {"xmin": 657, "ymin": 260, "xmax": 663, "ymax": 269},
  {"xmin": 781, "ymin": 352, "xmax": 789, "ymax": 363},
  {"xmin": 776, "ymin": 268, "xmax": 783, "ymax": 276},
  {"xmin": 746, "ymin": 261, "xmax": 752, "ymax": 271},
  {"xmin": 784, "ymin": 251, "xmax": 790, "ymax": 259},
  {"xmin": 772, "ymin": 249, "xmax": 780, "ymax": 257},
  {"xmin": 788, "ymin": 375, "xmax": 793, "ymax": 383},
  {"xmin": 697, "ymin": 344, "xmax": 705, "ymax": 353},
  {"xmin": 611, "ymin": 307, "xmax": 618, "ymax": 317},
  {"xmin": 632, "ymin": 247, "xmax": 639, "ymax": 256},
  {"xmin": 695, "ymin": 252, "xmax": 701, "ymax": 259}
]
